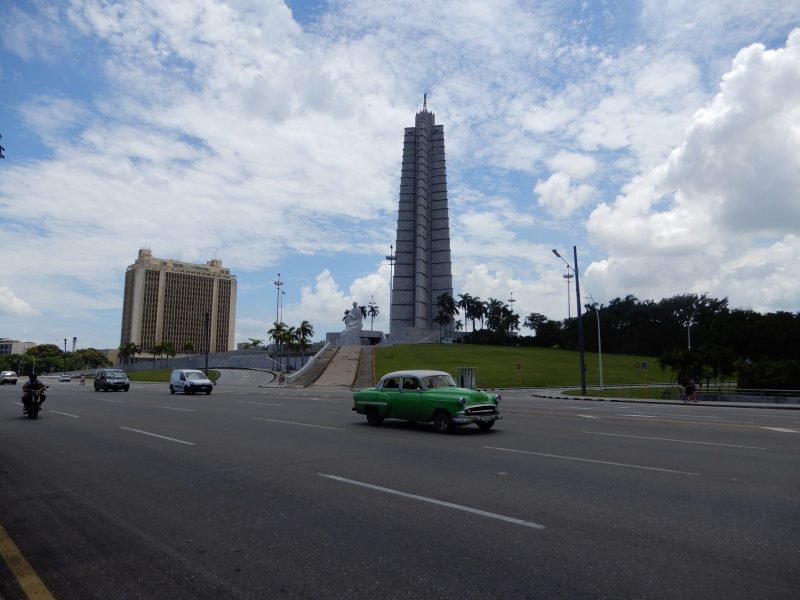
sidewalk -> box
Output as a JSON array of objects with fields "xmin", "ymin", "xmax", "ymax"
[{"xmin": 529, "ymin": 388, "xmax": 800, "ymax": 410}]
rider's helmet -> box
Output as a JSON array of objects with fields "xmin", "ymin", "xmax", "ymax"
[{"xmin": 28, "ymin": 373, "xmax": 38, "ymax": 381}]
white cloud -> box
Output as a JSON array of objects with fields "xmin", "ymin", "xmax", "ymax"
[
  {"xmin": 586, "ymin": 29, "xmax": 800, "ymax": 312},
  {"xmin": 535, "ymin": 173, "xmax": 595, "ymax": 219},
  {"xmin": 0, "ymin": 287, "xmax": 38, "ymax": 316}
]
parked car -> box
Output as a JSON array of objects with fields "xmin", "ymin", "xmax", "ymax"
[
  {"xmin": 94, "ymin": 368, "xmax": 130, "ymax": 392},
  {"xmin": 59, "ymin": 374, "xmax": 72, "ymax": 382},
  {"xmin": 169, "ymin": 369, "xmax": 213, "ymax": 395},
  {"xmin": 352, "ymin": 370, "xmax": 502, "ymax": 433},
  {"xmin": 1, "ymin": 371, "xmax": 18, "ymax": 385}
]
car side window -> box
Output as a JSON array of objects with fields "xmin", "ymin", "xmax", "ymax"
[
  {"xmin": 383, "ymin": 378, "xmax": 400, "ymax": 389},
  {"xmin": 180, "ymin": 373, "xmax": 186, "ymax": 381},
  {"xmin": 402, "ymin": 377, "xmax": 419, "ymax": 390}
]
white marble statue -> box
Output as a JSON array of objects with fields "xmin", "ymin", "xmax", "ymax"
[{"xmin": 340, "ymin": 301, "xmax": 363, "ymax": 345}]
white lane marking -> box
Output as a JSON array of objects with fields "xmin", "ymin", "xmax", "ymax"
[
  {"xmin": 120, "ymin": 427, "xmax": 195, "ymax": 445},
  {"xmin": 484, "ymin": 446, "xmax": 699, "ymax": 476},
  {"xmin": 97, "ymin": 398, "xmax": 123, "ymax": 403},
  {"xmin": 761, "ymin": 427, "xmax": 799, "ymax": 434},
  {"xmin": 237, "ymin": 401, "xmax": 284, "ymax": 407},
  {"xmin": 585, "ymin": 431, "xmax": 766, "ymax": 450},
  {"xmin": 577, "ymin": 414, "xmax": 598, "ymax": 419},
  {"xmin": 49, "ymin": 410, "xmax": 79, "ymax": 418},
  {"xmin": 319, "ymin": 474, "xmax": 545, "ymax": 530},
  {"xmin": 156, "ymin": 405, "xmax": 196, "ymax": 412},
  {"xmin": 616, "ymin": 414, "xmax": 656, "ymax": 418},
  {"xmin": 251, "ymin": 417, "xmax": 344, "ymax": 431}
]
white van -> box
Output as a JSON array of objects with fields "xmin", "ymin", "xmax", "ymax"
[{"xmin": 169, "ymin": 369, "xmax": 213, "ymax": 395}]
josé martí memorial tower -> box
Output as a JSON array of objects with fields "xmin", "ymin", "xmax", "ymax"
[{"xmin": 389, "ymin": 97, "xmax": 454, "ymax": 342}]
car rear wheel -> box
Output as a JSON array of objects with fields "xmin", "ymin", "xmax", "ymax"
[
  {"xmin": 366, "ymin": 408, "xmax": 383, "ymax": 426},
  {"xmin": 205, "ymin": 390, "xmax": 211, "ymax": 395},
  {"xmin": 169, "ymin": 385, "xmax": 175, "ymax": 395},
  {"xmin": 477, "ymin": 420, "xmax": 495, "ymax": 431},
  {"xmin": 433, "ymin": 410, "xmax": 453, "ymax": 434}
]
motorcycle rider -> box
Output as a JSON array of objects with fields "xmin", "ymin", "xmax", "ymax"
[{"xmin": 22, "ymin": 373, "xmax": 47, "ymax": 414}]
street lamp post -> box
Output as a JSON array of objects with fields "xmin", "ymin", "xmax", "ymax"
[
  {"xmin": 273, "ymin": 273, "xmax": 284, "ymax": 370},
  {"xmin": 273, "ymin": 273, "xmax": 284, "ymax": 324},
  {"xmin": 204, "ymin": 312, "xmax": 210, "ymax": 376},
  {"xmin": 553, "ymin": 248, "xmax": 587, "ymax": 394},
  {"xmin": 63, "ymin": 338, "xmax": 68, "ymax": 374},
  {"xmin": 385, "ymin": 245, "xmax": 396, "ymax": 337},
  {"xmin": 587, "ymin": 294, "xmax": 604, "ymax": 391}
]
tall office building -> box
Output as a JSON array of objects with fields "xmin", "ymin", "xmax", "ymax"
[
  {"xmin": 390, "ymin": 99, "xmax": 453, "ymax": 341},
  {"xmin": 120, "ymin": 249, "xmax": 237, "ymax": 353}
]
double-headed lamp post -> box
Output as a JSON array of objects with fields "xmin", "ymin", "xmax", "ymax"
[
  {"xmin": 385, "ymin": 245, "xmax": 396, "ymax": 336},
  {"xmin": 553, "ymin": 248, "xmax": 586, "ymax": 395}
]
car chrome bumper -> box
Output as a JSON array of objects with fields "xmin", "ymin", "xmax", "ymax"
[{"xmin": 453, "ymin": 413, "xmax": 502, "ymax": 425}]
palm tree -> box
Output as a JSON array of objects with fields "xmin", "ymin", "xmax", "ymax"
[
  {"xmin": 466, "ymin": 296, "xmax": 484, "ymax": 332},
  {"xmin": 434, "ymin": 313, "xmax": 450, "ymax": 341},
  {"xmin": 118, "ymin": 342, "xmax": 140, "ymax": 366},
  {"xmin": 163, "ymin": 341, "xmax": 176, "ymax": 368},
  {"xmin": 149, "ymin": 342, "xmax": 164, "ymax": 369},
  {"xmin": 268, "ymin": 322, "xmax": 287, "ymax": 370},
  {"xmin": 367, "ymin": 298, "xmax": 380, "ymax": 331},
  {"xmin": 485, "ymin": 298, "xmax": 504, "ymax": 332},
  {"xmin": 297, "ymin": 320, "xmax": 315, "ymax": 366},
  {"xmin": 457, "ymin": 293, "xmax": 473, "ymax": 332},
  {"xmin": 437, "ymin": 292, "xmax": 459, "ymax": 337},
  {"xmin": 182, "ymin": 342, "xmax": 195, "ymax": 360}
]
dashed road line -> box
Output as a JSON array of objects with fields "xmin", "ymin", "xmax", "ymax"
[
  {"xmin": 120, "ymin": 427, "xmax": 195, "ymax": 445},
  {"xmin": 585, "ymin": 431, "xmax": 766, "ymax": 449},
  {"xmin": 761, "ymin": 427, "xmax": 799, "ymax": 434},
  {"xmin": 484, "ymin": 446, "xmax": 699, "ymax": 476},
  {"xmin": 251, "ymin": 417, "xmax": 344, "ymax": 431},
  {"xmin": 49, "ymin": 410, "xmax": 79, "ymax": 418},
  {"xmin": 319, "ymin": 474, "xmax": 545, "ymax": 530},
  {"xmin": 155, "ymin": 406, "xmax": 196, "ymax": 412}
]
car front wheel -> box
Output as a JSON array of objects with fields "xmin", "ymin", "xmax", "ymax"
[
  {"xmin": 366, "ymin": 409, "xmax": 383, "ymax": 426},
  {"xmin": 433, "ymin": 410, "xmax": 453, "ymax": 434},
  {"xmin": 169, "ymin": 385, "xmax": 175, "ymax": 395},
  {"xmin": 477, "ymin": 419, "xmax": 495, "ymax": 431}
]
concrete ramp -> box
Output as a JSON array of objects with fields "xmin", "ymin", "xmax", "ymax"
[{"xmin": 311, "ymin": 346, "xmax": 362, "ymax": 387}]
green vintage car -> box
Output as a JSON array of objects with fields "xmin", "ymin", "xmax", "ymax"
[{"xmin": 352, "ymin": 370, "xmax": 502, "ymax": 433}]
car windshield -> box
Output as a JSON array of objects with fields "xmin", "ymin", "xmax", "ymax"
[
  {"xmin": 107, "ymin": 371, "xmax": 126, "ymax": 377},
  {"xmin": 421, "ymin": 374, "xmax": 456, "ymax": 389},
  {"xmin": 186, "ymin": 371, "xmax": 207, "ymax": 381}
]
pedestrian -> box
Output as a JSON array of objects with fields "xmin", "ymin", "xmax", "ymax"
[
  {"xmin": 685, "ymin": 377, "xmax": 698, "ymax": 403},
  {"xmin": 278, "ymin": 373, "xmax": 286, "ymax": 386},
  {"xmin": 79, "ymin": 373, "xmax": 86, "ymax": 386}
]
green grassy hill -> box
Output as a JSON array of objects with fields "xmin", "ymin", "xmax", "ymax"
[{"xmin": 374, "ymin": 344, "xmax": 670, "ymax": 388}]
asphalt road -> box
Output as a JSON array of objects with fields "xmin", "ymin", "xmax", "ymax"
[{"xmin": 1, "ymin": 373, "xmax": 798, "ymax": 599}]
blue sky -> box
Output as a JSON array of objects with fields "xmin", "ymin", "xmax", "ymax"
[{"xmin": 1, "ymin": 0, "xmax": 799, "ymax": 350}]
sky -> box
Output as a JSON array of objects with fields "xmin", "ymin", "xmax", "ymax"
[{"xmin": 1, "ymin": 0, "xmax": 799, "ymax": 350}]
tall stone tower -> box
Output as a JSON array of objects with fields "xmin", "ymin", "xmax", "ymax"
[{"xmin": 390, "ymin": 98, "xmax": 453, "ymax": 341}]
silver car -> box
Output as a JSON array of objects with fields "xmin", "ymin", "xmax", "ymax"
[{"xmin": 1, "ymin": 371, "xmax": 18, "ymax": 385}]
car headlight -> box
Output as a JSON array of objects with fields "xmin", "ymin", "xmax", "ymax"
[
  {"xmin": 459, "ymin": 396, "xmax": 466, "ymax": 406},
  {"xmin": 495, "ymin": 395, "xmax": 501, "ymax": 404}
]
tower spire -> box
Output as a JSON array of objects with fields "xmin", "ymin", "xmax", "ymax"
[{"xmin": 423, "ymin": 93, "xmax": 427, "ymax": 111}]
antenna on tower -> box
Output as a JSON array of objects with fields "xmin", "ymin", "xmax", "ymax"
[{"xmin": 423, "ymin": 93, "xmax": 427, "ymax": 110}]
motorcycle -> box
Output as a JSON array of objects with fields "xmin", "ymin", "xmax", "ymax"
[{"xmin": 22, "ymin": 386, "xmax": 47, "ymax": 419}]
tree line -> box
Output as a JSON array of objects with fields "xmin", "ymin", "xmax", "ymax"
[
  {"xmin": 432, "ymin": 291, "xmax": 800, "ymax": 390},
  {"xmin": 1, "ymin": 344, "xmax": 112, "ymax": 375}
]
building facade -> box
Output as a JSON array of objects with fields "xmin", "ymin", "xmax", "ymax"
[
  {"xmin": 390, "ymin": 100, "xmax": 454, "ymax": 341},
  {"xmin": 120, "ymin": 249, "xmax": 237, "ymax": 353},
  {"xmin": 0, "ymin": 339, "xmax": 36, "ymax": 355}
]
